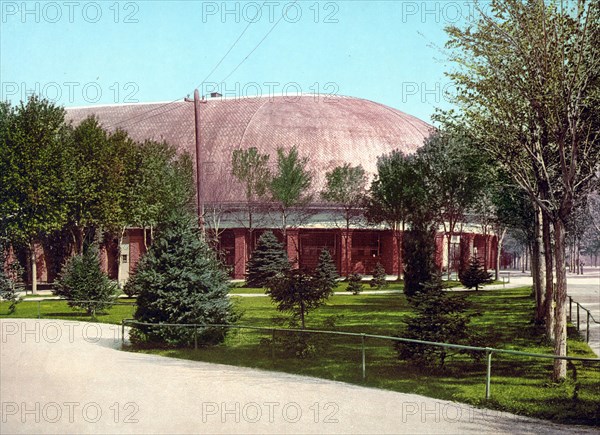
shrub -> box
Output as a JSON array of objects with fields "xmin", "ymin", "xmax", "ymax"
[
  {"xmin": 246, "ymin": 231, "xmax": 290, "ymax": 288},
  {"xmin": 314, "ymin": 249, "xmax": 338, "ymax": 293},
  {"xmin": 53, "ymin": 246, "xmax": 119, "ymax": 316},
  {"xmin": 395, "ymin": 278, "xmax": 478, "ymax": 367},
  {"xmin": 0, "ymin": 246, "xmax": 23, "ymax": 314},
  {"xmin": 402, "ymin": 223, "xmax": 438, "ymax": 298},
  {"xmin": 370, "ymin": 262, "xmax": 388, "ymax": 289},
  {"xmin": 129, "ymin": 212, "xmax": 236, "ymax": 347},
  {"xmin": 460, "ymin": 255, "xmax": 493, "ymax": 291},
  {"xmin": 347, "ymin": 272, "xmax": 363, "ymax": 295},
  {"xmin": 267, "ymin": 269, "xmax": 333, "ymax": 329}
]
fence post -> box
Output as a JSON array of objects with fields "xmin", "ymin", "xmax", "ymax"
[
  {"xmin": 271, "ymin": 329, "xmax": 275, "ymax": 360},
  {"xmin": 37, "ymin": 301, "xmax": 40, "ymax": 319},
  {"xmin": 194, "ymin": 326, "xmax": 198, "ymax": 350},
  {"xmin": 568, "ymin": 297, "xmax": 572, "ymax": 322},
  {"xmin": 485, "ymin": 349, "xmax": 492, "ymax": 400},
  {"xmin": 361, "ymin": 334, "xmax": 366, "ymax": 380},
  {"xmin": 577, "ymin": 304, "xmax": 580, "ymax": 331},
  {"xmin": 121, "ymin": 320, "xmax": 125, "ymax": 345},
  {"xmin": 587, "ymin": 312, "xmax": 590, "ymax": 343}
]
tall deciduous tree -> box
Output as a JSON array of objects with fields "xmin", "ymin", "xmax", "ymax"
[
  {"xmin": 0, "ymin": 96, "xmax": 71, "ymax": 293},
  {"xmin": 366, "ymin": 151, "xmax": 415, "ymax": 279},
  {"xmin": 418, "ymin": 130, "xmax": 489, "ymax": 279},
  {"xmin": 231, "ymin": 147, "xmax": 272, "ymax": 255},
  {"xmin": 321, "ymin": 164, "xmax": 368, "ymax": 277},
  {"xmin": 66, "ymin": 116, "xmax": 132, "ymax": 254},
  {"xmin": 270, "ymin": 146, "xmax": 313, "ymax": 257},
  {"xmin": 445, "ymin": 0, "xmax": 600, "ymax": 379}
]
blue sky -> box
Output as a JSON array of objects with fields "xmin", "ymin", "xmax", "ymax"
[{"xmin": 0, "ymin": 1, "xmax": 479, "ymax": 123}]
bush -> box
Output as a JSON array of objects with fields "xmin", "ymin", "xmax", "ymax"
[
  {"xmin": 129, "ymin": 212, "xmax": 235, "ymax": 347},
  {"xmin": 370, "ymin": 262, "xmax": 388, "ymax": 289},
  {"xmin": 267, "ymin": 269, "xmax": 333, "ymax": 329},
  {"xmin": 53, "ymin": 246, "xmax": 119, "ymax": 316},
  {"xmin": 0, "ymin": 246, "xmax": 23, "ymax": 314},
  {"xmin": 395, "ymin": 279, "xmax": 478, "ymax": 367},
  {"xmin": 402, "ymin": 223, "xmax": 438, "ymax": 298},
  {"xmin": 314, "ymin": 248, "xmax": 338, "ymax": 292},
  {"xmin": 460, "ymin": 255, "xmax": 493, "ymax": 291},
  {"xmin": 347, "ymin": 272, "xmax": 363, "ymax": 295},
  {"xmin": 246, "ymin": 231, "xmax": 290, "ymax": 288}
]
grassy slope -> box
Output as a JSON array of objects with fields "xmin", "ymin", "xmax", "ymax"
[{"xmin": 1, "ymin": 287, "xmax": 598, "ymax": 425}]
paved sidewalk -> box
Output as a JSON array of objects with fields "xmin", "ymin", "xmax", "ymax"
[{"xmin": 1, "ymin": 319, "xmax": 597, "ymax": 434}]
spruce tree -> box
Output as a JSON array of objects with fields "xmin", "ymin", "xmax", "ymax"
[
  {"xmin": 246, "ymin": 231, "xmax": 290, "ymax": 288},
  {"xmin": 460, "ymin": 255, "xmax": 493, "ymax": 291},
  {"xmin": 402, "ymin": 223, "xmax": 438, "ymax": 298},
  {"xmin": 314, "ymin": 249, "xmax": 338, "ymax": 293},
  {"xmin": 130, "ymin": 211, "xmax": 235, "ymax": 346},
  {"xmin": 54, "ymin": 245, "xmax": 119, "ymax": 316},
  {"xmin": 347, "ymin": 272, "xmax": 363, "ymax": 295},
  {"xmin": 0, "ymin": 244, "xmax": 23, "ymax": 314},
  {"xmin": 396, "ymin": 278, "xmax": 475, "ymax": 367},
  {"xmin": 370, "ymin": 262, "xmax": 388, "ymax": 289}
]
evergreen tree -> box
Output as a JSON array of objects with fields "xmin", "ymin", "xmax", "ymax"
[
  {"xmin": 0, "ymin": 243, "xmax": 23, "ymax": 314},
  {"xmin": 370, "ymin": 262, "xmax": 388, "ymax": 289},
  {"xmin": 402, "ymin": 222, "xmax": 438, "ymax": 298},
  {"xmin": 54, "ymin": 245, "xmax": 119, "ymax": 316},
  {"xmin": 129, "ymin": 212, "xmax": 235, "ymax": 346},
  {"xmin": 246, "ymin": 231, "xmax": 290, "ymax": 288},
  {"xmin": 267, "ymin": 269, "xmax": 332, "ymax": 329},
  {"xmin": 460, "ymin": 255, "xmax": 493, "ymax": 291},
  {"xmin": 347, "ymin": 272, "xmax": 363, "ymax": 295},
  {"xmin": 395, "ymin": 278, "xmax": 476, "ymax": 368},
  {"xmin": 314, "ymin": 249, "xmax": 338, "ymax": 293}
]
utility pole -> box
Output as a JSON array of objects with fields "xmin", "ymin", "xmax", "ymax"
[{"xmin": 185, "ymin": 89, "xmax": 207, "ymax": 237}]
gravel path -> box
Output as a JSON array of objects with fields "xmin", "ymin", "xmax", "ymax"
[{"xmin": 1, "ymin": 319, "xmax": 596, "ymax": 434}]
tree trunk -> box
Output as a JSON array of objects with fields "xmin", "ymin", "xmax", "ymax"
[
  {"xmin": 30, "ymin": 241, "xmax": 37, "ymax": 294},
  {"xmin": 447, "ymin": 233, "xmax": 452, "ymax": 280},
  {"xmin": 495, "ymin": 228, "xmax": 506, "ymax": 281},
  {"xmin": 542, "ymin": 212, "xmax": 555, "ymax": 341},
  {"xmin": 552, "ymin": 218, "xmax": 568, "ymax": 381},
  {"xmin": 532, "ymin": 206, "xmax": 545, "ymax": 323}
]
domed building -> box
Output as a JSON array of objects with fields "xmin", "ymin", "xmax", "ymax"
[{"xmin": 65, "ymin": 94, "xmax": 496, "ymax": 281}]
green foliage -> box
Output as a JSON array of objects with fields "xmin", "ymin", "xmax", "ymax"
[
  {"xmin": 346, "ymin": 272, "xmax": 363, "ymax": 295},
  {"xmin": 231, "ymin": 147, "xmax": 272, "ymax": 201},
  {"xmin": 53, "ymin": 246, "xmax": 119, "ymax": 316},
  {"xmin": 460, "ymin": 255, "xmax": 493, "ymax": 291},
  {"xmin": 123, "ymin": 140, "xmax": 196, "ymax": 239},
  {"xmin": 0, "ymin": 96, "xmax": 71, "ymax": 243},
  {"xmin": 396, "ymin": 279, "xmax": 477, "ymax": 367},
  {"xmin": 0, "ymin": 244, "xmax": 23, "ymax": 314},
  {"xmin": 267, "ymin": 269, "xmax": 333, "ymax": 328},
  {"xmin": 313, "ymin": 249, "xmax": 338, "ymax": 292},
  {"xmin": 370, "ymin": 262, "xmax": 388, "ymax": 289},
  {"xmin": 246, "ymin": 231, "xmax": 290, "ymax": 288},
  {"xmin": 402, "ymin": 222, "xmax": 439, "ymax": 298},
  {"xmin": 321, "ymin": 164, "xmax": 367, "ymax": 231},
  {"xmin": 366, "ymin": 151, "xmax": 414, "ymax": 231},
  {"xmin": 321, "ymin": 164, "xmax": 367, "ymax": 206},
  {"xmin": 130, "ymin": 212, "xmax": 235, "ymax": 347},
  {"xmin": 270, "ymin": 146, "xmax": 313, "ymax": 209}
]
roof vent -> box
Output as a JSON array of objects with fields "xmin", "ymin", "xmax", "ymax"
[{"xmin": 209, "ymin": 92, "xmax": 222, "ymax": 98}]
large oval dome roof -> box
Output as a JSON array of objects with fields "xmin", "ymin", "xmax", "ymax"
[{"xmin": 65, "ymin": 94, "xmax": 433, "ymax": 203}]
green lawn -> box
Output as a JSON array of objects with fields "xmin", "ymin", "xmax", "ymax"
[
  {"xmin": 1, "ymin": 287, "xmax": 598, "ymax": 425},
  {"xmin": 0, "ymin": 298, "xmax": 137, "ymax": 324}
]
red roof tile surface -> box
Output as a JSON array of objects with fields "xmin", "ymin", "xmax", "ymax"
[{"xmin": 65, "ymin": 95, "xmax": 433, "ymax": 203}]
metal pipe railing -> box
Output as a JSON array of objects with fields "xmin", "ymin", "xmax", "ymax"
[
  {"xmin": 121, "ymin": 319, "xmax": 600, "ymax": 401},
  {"xmin": 568, "ymin": 296, "xmax": 599, "ymax": 343}
]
